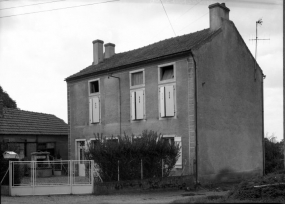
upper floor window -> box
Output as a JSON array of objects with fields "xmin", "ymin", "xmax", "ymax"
[
  {"xmin": 158, "ymin": 63, "xmax": 176, "ymax": 83},
  {"xmin": 89, "ymin": 79, "xmax": 100, "ymax": 95},
  {"xmin": 130, "ymin": 69, "xmax": 145, "ymax": 88}
]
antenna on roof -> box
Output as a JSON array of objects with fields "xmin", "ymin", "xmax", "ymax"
[{"xmin": 249, "ymin": 18, "xmax": 270, "ymax": 81}]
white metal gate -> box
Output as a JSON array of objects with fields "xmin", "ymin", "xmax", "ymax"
[{"xmin": 9, "ymin": 160, "xmax": 94, "ymax": 196}]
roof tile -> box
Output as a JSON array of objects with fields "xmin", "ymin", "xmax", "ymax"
[
  {"xmin": 66, "ymin": 28, "xmax": 218, "ymax": 81},
  {"xmin": 0, "ymin": 108, "xmax": 68, "ymax": 135}
]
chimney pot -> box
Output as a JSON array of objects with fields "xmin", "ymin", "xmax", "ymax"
[
  {"xmin": 209, "ymin": 3, "xmax": 230, "ymax": 31},
  {"xmin": 92, "ymin": 39, "xmax": 104, "ymax": 65},
  {"xmin": 104, "ymin": 43, "xmax": 115, "ymax": 59}
]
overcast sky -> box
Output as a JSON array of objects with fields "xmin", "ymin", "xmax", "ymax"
[{"xmin": 0, "ymin": 0, "xmax": 283, "ymax": 141}]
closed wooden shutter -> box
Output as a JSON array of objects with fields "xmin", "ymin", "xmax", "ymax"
[
  {"xmin": 89, "ymin": 98, "xmax": 93, "ymax": 123},
  {"xmin": 131, "ymin": 91, "xmax": 136, "ymax": 120},
  {"xmin": 92, "ymin": 96, "xmax": 100, "ymax": 123},
  {"xmin": 174, "ymin": 137, "xmax": 182, "ymax": 167},
  {"xmin": 165, "ymin": 85, "xmax": 175, "ymax": 117},
  {"xmin": 160, "ymin": 86, "xmax": 165, "ymax": 117},
  {"xmin": 136, "ymin": 90, "xmax": 144, "ymax": 119}
]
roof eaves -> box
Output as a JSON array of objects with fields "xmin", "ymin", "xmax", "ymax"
[{"xmin": 65, "ymin": 50, "xmax": 192, "ymax": 82}]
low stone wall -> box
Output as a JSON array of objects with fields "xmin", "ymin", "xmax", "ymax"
[
  {"xmin": 94, "ymin": 175, "xmax": 194, "ymax": 195},
  {"xmin": 1, "ymin": 185, "xmax": 9, "ymax": 195}
]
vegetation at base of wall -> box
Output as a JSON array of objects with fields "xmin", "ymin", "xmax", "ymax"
[
  {"xmin": 0, "ymin": 85, "xmax": 17, "ymax": 108},
  {"xmin": 264, "ymin": 135, "xmax": 284, "ymax": 174},
  {"xmin": 85, "ymin": 130, "xmax": 180, "ymax": 182}
]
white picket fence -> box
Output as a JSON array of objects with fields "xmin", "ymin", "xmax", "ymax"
[{"xmin": 9, "ymin": 160, "xmax": 94, "ymax": 196}]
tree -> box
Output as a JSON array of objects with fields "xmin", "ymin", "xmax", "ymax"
[
  {"xmin": 264, "ymin": 134, "xmax": 284, "ymax": 174},
  {"xmin": 0, "ymin": 85, "xmax": 17, "ymax": 108}
]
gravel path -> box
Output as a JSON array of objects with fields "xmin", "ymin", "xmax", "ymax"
[{"xmin": 1, "ymin": 190, "xmax": 228, "ymax": 204}]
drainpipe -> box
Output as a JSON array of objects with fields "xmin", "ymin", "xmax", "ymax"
[
  {"xmin": 190, "ymin": 51, "xmax": 199, "ymax": 186},
  {"xmin": 108, "ymin": 74, "xmax": 121, "ymax": 136},
  {"xmin": 262, "ymin": 74, "xmax": 265, "ymax": 175}
]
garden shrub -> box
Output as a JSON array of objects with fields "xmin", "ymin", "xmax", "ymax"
[
  {"xmin": 264, "ymin": 136, "xmax": 284, "ymax": 174},
  {"xmin": 85, "ymin": 130, "xmax": 180, "ymax": 182}
]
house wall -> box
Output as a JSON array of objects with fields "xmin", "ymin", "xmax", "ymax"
[
  {"xmin": 0, "ymin": 134, "xmax": 68, "ymax": 160},
  {"xmin": 192, "ymin": 19, "xmax": 263, "ymax": 182},
  {"xmin": 68, "ymin": 56, "xmax": 196, "ymax": 175}
]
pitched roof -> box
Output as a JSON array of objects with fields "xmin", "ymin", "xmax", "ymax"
[
  {"xmin": 66, "ymin": 28, "xmax": 219, "ymax": 81},
  {"xmin": 0, "ymin": 108, "xmax": 68, "ymax": 135}
]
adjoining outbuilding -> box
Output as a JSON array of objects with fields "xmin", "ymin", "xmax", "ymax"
[{"xmin": 0, "ymin": 100, "xmax": 68, "ymax": 160}]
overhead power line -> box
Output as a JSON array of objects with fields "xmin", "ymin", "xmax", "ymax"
[
  {"xmin": 178, "ymin": 12, "xmax": 208, "ymax": 33},
  {"xmin": 160, "ymin": 0, "xmax": 176, "ymax": 37},
  {"xmin": 0, "ymin": 0, "xmax": 65, "ymax": 11},
  {"xmin": 0, "ymin": 0, "xmax": 119, "ymax": 19}
]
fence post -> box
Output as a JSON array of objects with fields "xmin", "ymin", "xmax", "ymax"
[
  {"xmin": 118, "ymin": 160, "xmax": 120, "ymax": 181},
  {"xmin": 161, "ymin": 159, "xmax": 163, "ymax": 178},
  {"xmin": 141, "ymin": 159, "xmax": 143, "ymax": 180}
]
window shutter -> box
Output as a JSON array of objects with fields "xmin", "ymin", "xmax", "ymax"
[
  {"xmin": 165, "ymin": 85, "xmax": 175, "ymax": 117},
  {"xmin": 89, "ymin": 98, "xmax": 93, "ymax": 123},
  {"xmin": 131, "ymin": 91, "xmax": 136, "ymax": 120},
  {"xmin": 136, "ymin": 90, "xmax": 144, "ymax": 119},
  {"xmin": 160, "ymin": 86, "xmax": 165, "ymax": 117},
  {"xmin": 174, "ymin": 137, "xmax": 182, "ymax": 167},
  {"xmin": 92, "ymin": 96, "xmax": 100, "ymax": 123}
]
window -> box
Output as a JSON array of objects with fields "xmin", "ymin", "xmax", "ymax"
[
  {"xmin": 89, "ymin": 80, "xmax": 99, "ymax": 94},
  {"xmin": 89, "ymin": 138, "xmax": 100, "ymax": 148},
  {"xmin": 162, "ymin": 135, "xmax": 182, "ymax": 168},
  {"xmin": 89, "ymin": 79, "xmax": 100, "ymax": 124},
  {"xmin": 130, "ymin": 69, "xmax": 145, "ymax": 88},
  {"xmin": 106, "ymin": 137, "xmax": 119, "ymax": 145},
  {"xmin": 158, "ymin": 63, "xmax": 176, "ymax": 83},
  {"xmin": 159, "ymin": 84, "xmax": 175, "ymax": 118},
  {"xmin": 131, "ymin": 89, "xmax": 145, "ymax": 120}
]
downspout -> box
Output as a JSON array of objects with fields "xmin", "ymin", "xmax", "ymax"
[
  {"xmin": 190, "ymin": 51, "xmax": 199, "ymax": 185},
  {"xmin": 262, "ymin": 74, "xmax": 265, "ymax": 175},
  {"xmin": 108, "ymin": 75, "xmax": 121, "ymax": 136}
]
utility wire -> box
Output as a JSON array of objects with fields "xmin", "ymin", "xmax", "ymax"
[
  {"xmin": 0, "ymin": 0, "xmax": 65, "ymax": 11},
  {"xmin": 173, "ymin": 0, "xmax": 202, "ymax": 22},
  {"xmin": 178, "ymin": 12, "xmax": 208, "ymax": 33},
  {"xmin": 0, "ymin": 0, "xmax": 119, "ymax": 19},
  {"xmin": 160, "ymin": 0, "xmax": 176, "ymax": 37}
]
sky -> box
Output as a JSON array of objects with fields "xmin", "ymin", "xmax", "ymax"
[{"xmin": 0, "ymin": 0, "xmax": 283, "ymax": 141}]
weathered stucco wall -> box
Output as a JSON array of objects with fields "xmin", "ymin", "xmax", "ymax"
[
  {"xmin": 193, "ymin": 19, "xmax": 263, "ymax": 182},
  {"xmin": 68, "ymin": 56, "xmax": 196, "ymax": 175}
]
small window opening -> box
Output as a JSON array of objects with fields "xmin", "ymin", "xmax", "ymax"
[
  {"xmin": 131, "ymin": 71, "xmax": 143, "ymax": 86},
  {"xmin": 160, "ymin": 65, "xmax": 174, "ymax": 81},
  {"xmin": 90, "ymin": 80, "xmax": 99, "ymax": 94}
]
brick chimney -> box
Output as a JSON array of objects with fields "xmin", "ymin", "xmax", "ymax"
[
  {"xmin": 92, "ymin": 40, "xmax": 104, "ymax": 65},
  {"xmin": 209, "ymin": 3, "xmax": 230, "ymax": 31},
  {"xmin": 104, "ymin": 43, "xmax": 115, "ymax": 59},
  {"xmin": 0, "ymin": 99, "xmax": 3, "ymax": 117}
]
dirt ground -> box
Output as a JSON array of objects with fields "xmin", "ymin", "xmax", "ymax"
[{"xmin": 1, "ymin": 190, "xmax": 229, "ymax": 204}]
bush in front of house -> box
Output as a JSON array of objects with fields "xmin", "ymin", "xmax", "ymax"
[
  {"xmin": 264, "ymin": 135, "xmax": 284, "ymax": 174},
  {"xmin": 85, "ymin": 130, "xmax": 180, "ymax": 182}
]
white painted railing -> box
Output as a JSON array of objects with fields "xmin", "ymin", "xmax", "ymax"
[{"xmin": 9, "ymin": 160, "xmax": 94, "ymax": 196}]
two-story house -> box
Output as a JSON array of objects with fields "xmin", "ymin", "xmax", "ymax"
[{"xmin": 65, "ymin": 3, "xmax": 264, "ymax": 182}]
